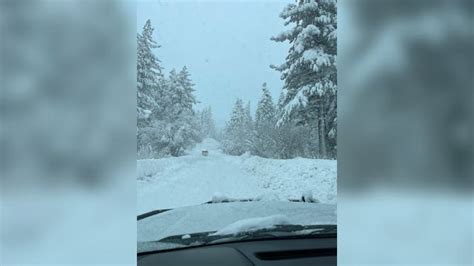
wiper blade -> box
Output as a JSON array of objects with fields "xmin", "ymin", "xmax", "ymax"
[
  {"xmin": 214, "ymin": 224, "xmax": 337, "ymax": 240},
  {"xmin": 204, "ymin": 198, "xmax": 320, "ymax": 204},
  {"xmin": 137, "ymin": 208, "xmax": 171, "ymax": 221},
  {"xmin": 204, "ymin": 198, "xmax": 255, "ymax": 204},
  {"xmin": 154, "ymin": 224, "xmax": 336, "ymax": 246}
]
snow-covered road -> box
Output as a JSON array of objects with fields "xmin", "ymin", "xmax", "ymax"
[{"xmin": 137, "ymin": 139, "xmax": 337, "ymax": 214}]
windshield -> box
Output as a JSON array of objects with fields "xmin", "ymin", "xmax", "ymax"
[{"xmin": 137, "ymin": 0, "xmax": 337, "ymax": 253}]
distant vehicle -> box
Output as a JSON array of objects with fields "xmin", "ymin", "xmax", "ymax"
[{"xmin": 202, "ymin": 150, "xmax": 209, "ymax": 156}]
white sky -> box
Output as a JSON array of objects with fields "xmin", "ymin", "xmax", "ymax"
[{"xmin": 137, "ymin": 0, "xmax": 290, "ymax": 128}]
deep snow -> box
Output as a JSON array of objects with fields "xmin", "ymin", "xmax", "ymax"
[{"xmin": 137, "ymin": 138, "xmax": 337, "ymax": 214}]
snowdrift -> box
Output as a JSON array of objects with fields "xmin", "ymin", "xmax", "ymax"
[{"xmin": 238, "ymin": 155, "xmax": 337, "ymax": 204}]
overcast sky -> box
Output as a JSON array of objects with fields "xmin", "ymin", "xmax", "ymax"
[{"xmin": 137, "ymin": 0, "xmax": 290, "ymax": 128}]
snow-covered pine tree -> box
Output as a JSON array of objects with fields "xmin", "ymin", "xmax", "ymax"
[
  {"xmin": 243, "ymin": 101, "xmax": 255, "ymax": 153},
  {"xmin": 254, "ymin": 83, "xmax": 277, "ymax": 157},
  {"xmin": 196, "ymin": 109, "xmax": 203, "ymax": 137},
  {"xmin": 271, "ymin": 0, "xmax": 337, "ymax": 159},
  {"xmin": 273, "ymin": 89, "xmax": 313, "ymax": 159},
  {"xmin": 137, "ymin": 19, "xmax": 165, "ymax": 158},
  {"xmin": 207, "ymin": 107, "xmax": 217, "ymax": 138},
  {"xmin": 274, "ymin": 90, "xmax": 293, "ymax": 158},
  {"xmin": 277, "ymin": 90, "xmax": 286, "ymax": 111},
  {"xmin": 165, "ymin": 69, "xmax": 180, "ymax": 116},
  {"xmin": 177, "ymin": 66, "xmax": 197, "ymax": 113},
  {"xmin": 165, "ymin": 67, "xmax": 196, "ymax": 119},
  {"xmin": 149, "ymin": 67, "xmax": 200, "ymax": 157},
  {"xmin": 200, "ymin": 106, "xmax": 217, "ymax": 139},
  {"xmin": 222, "ymin": 99, "xmax": 247, "ymax": 155},
  {"xmin": 244, "ymin": 102, "xmax": 254, "ymax": 129},
  {"xmin": 137, "ymin": 19, "xmax": 163, "ymax": 127}
]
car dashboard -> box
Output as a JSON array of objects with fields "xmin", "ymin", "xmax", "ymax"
[{"xmin": 138, "ymin": 237, "xmax": 336, "ymax": 266}]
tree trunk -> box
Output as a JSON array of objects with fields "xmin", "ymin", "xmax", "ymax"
[{"xmin": 318, "ymin": 108, "xmax": 327, "ymax": 159}]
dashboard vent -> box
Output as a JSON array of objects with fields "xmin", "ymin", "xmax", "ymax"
[{"xmin": 255, "ymin": 248, "xmax": 336, "ymax": 261}]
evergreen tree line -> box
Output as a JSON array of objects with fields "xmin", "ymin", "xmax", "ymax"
[
  {"xmin": 137, "ymin": 20, "xmax": 216, "ymax": 158},
  {"xmin": 222, "ymin": 0, "xmax": 337, "ymax": 159}
]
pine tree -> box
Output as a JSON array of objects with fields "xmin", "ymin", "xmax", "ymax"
[
  {"xmin": 255, "ymin": 83, "xmax": 276, "ymax": 128},
  {"xmin": 272, "ymin": 0, "xmax": 337, "ymax": 159},
  {"xmin": 208, "ymin": 107, "xmax": 217, "ymax": 138},
  {"xmin": 277, "ymin": 91, "xmax": 286, "ymax": 110},
  {"xmin": 199, "ymin": 106, "xmax": 217, "ymax": 139},
  {"xmin": 244, "ymin": 101, "xmax": 254, "ymax": 129},
  {"xmin": 222, "ymin": 99, "xmax": 247, "ymax": 155},
  {"xmin": 243, "ymin": 101, "xmax": 255, "ymax": 153},
  {"xmin": 136, "ymin": 20, "xmax": 203, "ymax": 158},
  {"xmin": 157, "ymin": 67, "xmax": 199, "ymax": 156},
  {"xmin": 273, "ymin": 89, "xmax": 312, "ymax": 159},
  {"xmin": 254, "ymin": 83, "xmax": 277, "ymax": 157},
  {"xmin": 166, "ymin": 67, "xmax": 196, "ymax": 120},
  {"xmin": 177, "ymin": 66, "xmax": 197, "ymax": 113},
  {"xmin": 137, "ymin": 19, "xmax": 165, "ymax": 157},
  {"xmin": 137, "ymin": 19, "xmax": 163, "ymax": 127}
]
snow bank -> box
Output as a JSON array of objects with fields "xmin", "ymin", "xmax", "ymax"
[
  {"xmin": 239, "ymin": 155, "xmax": 337, "ymax": 204},
  {"xmin": 247, "ymin": 156, "xmax": 336, "ymax": 202},
  {"xmin": 210, "ymin": 214, "xmax": 291, "ymax": 236},
  {"xmin": 137, "ymin": 159, "xmax": 162, "ymax": 181}
]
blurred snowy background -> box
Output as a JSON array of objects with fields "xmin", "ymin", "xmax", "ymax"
[
  {"xmin": 338, "ymin": 0, "xmax": 473, "ymax": 264},
  {"xmin": 1, "ymin": 0, "xmax": 136, "ymax": 264}
]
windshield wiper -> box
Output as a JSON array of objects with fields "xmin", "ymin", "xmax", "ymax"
[
  {"xmin": 203, "ymin": 198, "xmax": 315, "ymax": 204},
  {"xmin": 137, "ymin": 208, "xmax": 172, "ymax": 220},
  {"xmin": 149, "ymin": 224, "xmax": 336, "ymax": 247}
]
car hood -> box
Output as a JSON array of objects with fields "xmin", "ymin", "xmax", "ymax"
[{"xmin": 138, "ymin": 200, "xmax": 336, "ymax": 251}]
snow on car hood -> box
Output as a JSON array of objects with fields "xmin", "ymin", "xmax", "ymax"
[
  {"xmin": 209, "ymin": 214, "xmax": 291, "ymax": 236},
  {"xmin": 138, "ymin": 201, "xmax": 336, "ymax": 244}
]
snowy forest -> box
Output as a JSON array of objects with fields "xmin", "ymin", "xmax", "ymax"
[
  {"xmin": 137, "ymin": 20, "xmax": 216, "ymax": 158},
  {"xmin": 137, "ymin": 0, "xmax": 337, "ymax": 160}
]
